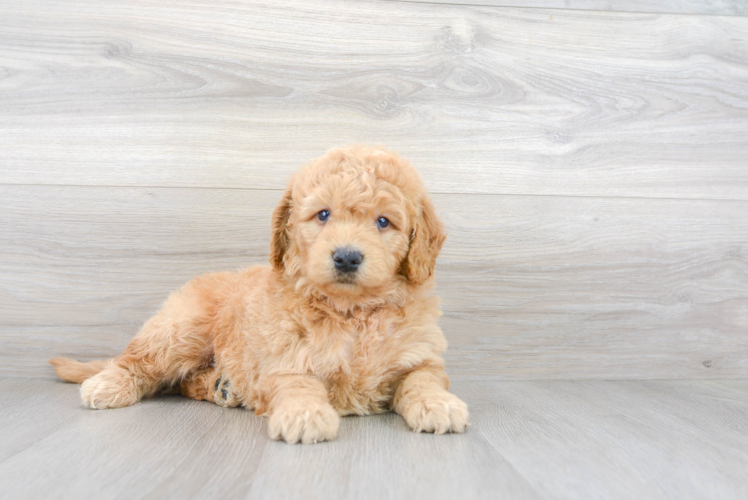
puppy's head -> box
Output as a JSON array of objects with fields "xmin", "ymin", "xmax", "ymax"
[{"xmin": 270, "ymin": 145, "xmax": 445, "ymax": 299}]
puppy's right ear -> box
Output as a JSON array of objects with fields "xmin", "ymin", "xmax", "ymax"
[{"xmin": 270, "ymin": 185, "xmax": 293, "ymax": 270}]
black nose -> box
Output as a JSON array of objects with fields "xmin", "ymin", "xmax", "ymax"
[{"xmin": 333, "ymin": 248, "xmax": 363, "ymax": 273}]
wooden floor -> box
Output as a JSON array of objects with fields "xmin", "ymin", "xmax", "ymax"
[{"xmin": 1, "ymin": 377, "xmax": 746, "ymax": 500}]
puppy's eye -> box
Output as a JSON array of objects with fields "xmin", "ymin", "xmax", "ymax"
[
  {"xmin": 376, "ymin": 216, "xmax": 390, "ymax": 229},
  {"xmin": 317, "ymin": 210, "xmax": 330, "ymax": 223}
]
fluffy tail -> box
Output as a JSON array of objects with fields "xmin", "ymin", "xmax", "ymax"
[{"xmin": 49, "ymin": 357, "xmax": 109, "ymax": 384}]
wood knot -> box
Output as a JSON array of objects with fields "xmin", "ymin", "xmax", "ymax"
[{"xmin": 439, "ymin": 21, "xmax": 476, "ymax": 54}]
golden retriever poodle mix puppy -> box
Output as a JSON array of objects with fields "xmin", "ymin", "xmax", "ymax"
[{"xmin": 50, "ymin": 145, "xmax": 469, "ymax": 444}]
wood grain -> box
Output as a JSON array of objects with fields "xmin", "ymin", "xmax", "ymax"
[
  {"xmin": 1, "ymin": 0, "xmax": 748, "ymax": 199},
  {"xmin": 0, "ymin": 378, "xmax": 83, "ymax": 463},
  {"xmin": 2, "ymin": 0, "xmax": 748, "ymax": 381},
  {"xmin": 464, "ymin": 379, "xmax": 748, "ymax": 499},
  {"xmin": 389, "ymin": 0, "xmax": 748, "ymax": 16},
  {"xmin": 1, "ymin": 378, "xmax": 747, "ymax": 499},
  {"xmin": 2, "ymin": 185, "xmax": 746, "ymax": 379}
]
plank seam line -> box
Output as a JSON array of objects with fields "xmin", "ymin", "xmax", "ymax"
[
  {"xmin": 381, "ymin": 0, "xmax": 747, "ymax": 18},
  {"xmin": 466, "ymin": 424, "xmax": 546, "ymax": 497},
  {"xmin": 0, "ymin": 415, "xmax": 78, "ymax": 466},
  {"xmin": 2, "ymin": 182, "xmax": 748, "ymax": 203}
]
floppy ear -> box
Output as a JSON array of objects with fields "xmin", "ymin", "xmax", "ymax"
[
  {"xmin": 403, "ymin": 194, "xmax": 447, "ymax": 285},
  {"xmin": 270, "ymin": 185, "xmax": 293, "ymax": 270}
]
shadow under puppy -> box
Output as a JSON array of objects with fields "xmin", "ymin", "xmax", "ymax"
[{"xmin": 51, "ymin": 145, "xmax": 469, "ymax": 444}]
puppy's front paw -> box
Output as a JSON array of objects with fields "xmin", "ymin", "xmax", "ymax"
[
  {"xmin": 80, "ymin": 369, "xmax": 139, "ymax": 409},
  {"xmin": 213, "ymin": 376, "xmax": 241, "ymax": 408},
  {"xmin": 401, "ymin": 392, "xmax": 469, "ymax": 434},
  {"xmin": 268, "ymin": 399, "xmax": 340, "ymax": 444}
]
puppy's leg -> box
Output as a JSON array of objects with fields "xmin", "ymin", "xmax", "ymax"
[
  {"xmin": 80, "ymin": 321, "xmax": 197, "ymax": 409},
  {"xmin": 392, "ymin": 366, "xmax": 469, "ymax": 434},
  {"xmin": 81, "ymin": 281, "xmax": 220, "ymax": 410},
  {"xmin": 258, "ymin": 375, "xmax": 339, "ymax": 444},
  {"xmin": 179, "ymin": 367, "xmax": 241, "ymax": 408}
]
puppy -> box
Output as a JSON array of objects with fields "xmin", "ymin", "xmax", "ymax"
[{"xmin": 50, "ymin": 145, "xmax": 469, "ymax": 444}]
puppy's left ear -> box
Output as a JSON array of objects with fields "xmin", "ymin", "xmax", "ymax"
[
  {"xmin": 270, "ymin": 185, "xmax": 293, "ymax": 270},
  {"xmin": 403, "ymin": 193, "xmax": 446, "ymax": 285}
]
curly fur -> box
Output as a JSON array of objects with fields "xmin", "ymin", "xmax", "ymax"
[{"xmin": 50, "ymin": 144, "xmax": 469, "ymax": 444}]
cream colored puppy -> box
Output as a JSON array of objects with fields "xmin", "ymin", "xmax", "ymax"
[{"xmin": 51, "ymin": 145, "xmax": 469, "ymax": 444}]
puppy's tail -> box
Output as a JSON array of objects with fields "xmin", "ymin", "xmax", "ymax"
[{"xmin": 49, "ymin": 357, "xmax": 109, "ymax": 384}]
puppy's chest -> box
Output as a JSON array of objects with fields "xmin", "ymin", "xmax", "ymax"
[
  {"xmin": 319, "ymin": 322, "xmax": 402, "ymax": 413},
  {"xmin": 322, "ymin": 321, "xmax": 396, "ymax": 373},
  {"xmin": 303, "ymin": 319, "xmax": 401, "ymax": 381}
]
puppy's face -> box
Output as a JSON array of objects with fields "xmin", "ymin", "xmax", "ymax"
[
  {"xmin": 295, "ymin": 168, "xmax": 411, "ymax": 294},
  {"xmin": 271, "ymin": 146, "xmax": 445, "ymax": 299}
]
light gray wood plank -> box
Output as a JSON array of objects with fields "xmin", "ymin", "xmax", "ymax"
[
  {"xmin": 2, "ymin": 0, "xmax": 748, "ymax": 199},
  {"xmin": 1, "ymin": 378, "xmax": 747, "ymax": 499},
  {"xmin": 464, "ymin": 380, "xmax": 748, "ymax": 499},
  {"xmin": 0, "ymin": 379, "xmax": 538, "ymax": 500},
  {"xmin": 0, "ymin": 379, "xmax": 82, "ymax": 463},
  {"xmin": 388, "ymin": 0, "xmax": 748, "ymax": 16},
  {"xmin": 244, "ymin": 412, "xmax": 539, "ymax": 500},
  {"xmin": 0, "ymin": 398, "xmax": 267, "ymax": 499},
  {"xmin": 2, "ymin": 185, "xmax": 747, "ymax": 379}
]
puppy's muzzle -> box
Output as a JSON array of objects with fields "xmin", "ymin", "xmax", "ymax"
[{"xmin": 333, "ymin": 247, "xmax": 363, "ymax": 274}]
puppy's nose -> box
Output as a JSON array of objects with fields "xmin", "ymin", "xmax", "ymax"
[{"xmin": 333, "ymin": 247, "xmax": 363, "ymax": 273}]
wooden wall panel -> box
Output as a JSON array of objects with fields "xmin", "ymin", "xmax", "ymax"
[
  {"xmin": 2, "ymin": 186, "xmax": 746, "ymax": 379},
  {"xmin": 1, "ymin": 0, "xmax": 747, "ymax": 199},
  {"xmin": 2, "ymin": 0, "xmax": 747, "ymax": 380}
]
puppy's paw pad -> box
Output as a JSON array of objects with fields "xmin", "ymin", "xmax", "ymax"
[
  {"xmin": 80, "ymin": 371, "xmax": 138, "ymax": 410},
  {"xmin": 213, "ymin": 377, "xmax": 241, "ymax": 408},
  {"xmin": 268, "ymin": 400, "xmax": 340, "ymax": 444},
  {"xmin": 404, "ymin": 392, "xmax": 469, "ymax": 434}
]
